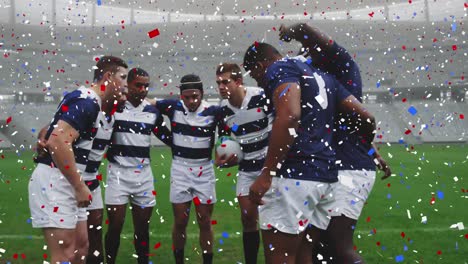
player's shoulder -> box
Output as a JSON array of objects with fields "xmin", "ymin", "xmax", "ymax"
[
  {"xmin": 142, "ymin": 101, "xmax": 160, "ymax": 115},
  {"xmin": 62, "ymin": 87, "xmax": 100, "ymax": 110}
]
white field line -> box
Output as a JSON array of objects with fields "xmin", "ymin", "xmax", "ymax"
[{"xmin": 0, "ymin": 226, "xmax": 463, "ymax": 240}]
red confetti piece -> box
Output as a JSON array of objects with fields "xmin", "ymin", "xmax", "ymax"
[
  {"xmin": 376, "ymin": 241, "xmax": 381, "ymax": 246},
  {"xmin": 6, "ymin": 116, "xmax": 12, "ymax": 124},
  {"xmin": 437, "ymin": 250, "xmax": 442, "ymax": 255},
  {"xmin": 43, "ymin": 253, "xmax": 48, "ymax": 259},
  {"xmin": 148, "ymin": 28, "xmax": 160, "ymax": 38},
  {"xmin": 408, "ymin": 0, "xmax": 412, "ymax": 3},
  {"xmin": 464, "ymin": 234, "xmax": 468, "ymax": 239},
  {"xmin": 373, "ymin": 228, "xmax": 377, "ymax": 234},
  {"xmin": 154, "ymin": 242, "xmax": 161, "ymax": 249},
  {"xmin": 227, "ymin": 172, "xmax": 231, "ymax": 177},
  {"xmin": 430, "ymin": 197, "xmax": 436, "ymax": 205},
  {"xmin": 221, "ymin": 144, "xmax": 227, "ymax": 148},
  {"xmin": 401, "ymin": 232, "xmax": 406, "ymax": 238},
  {"xmin": 353, "ymin": 245, "xmax": 357, "ymax": 251},
  {"xmin": 198, "ymin": 171, "xmax": 203, "ymax": 177},
  {"xmin": 257, "ymin": 108, "xmax": 261, "ymax": 112},
  {"xmin": 452, "ymin": 45, "xmax": 457, "ymax": 51},
  {"xmin": 96, "ymin": 174, "xmax": 103, "ymax": 181},
  {"xmin": 460, "ymin": 114, "xmax": 464, "ymax": 120},
  {"xmin": 101, "ymin": 84, "xmax": 106, "ymax": 91},
  {"xmin": 207, "ymin": 199, "xmax": 212, "ymax": 204},
  {"xmin": 211, "ymin": 220, "xmax": 217, "ymax": 225},
  {"xmin": 89, "ymin": 194, "xmax": 93, "ymax": 201},
  {"xmin": 387, "ymin": 183, "xmax": 391, "ymax": 187},
  {"xmin": 433, "ymin": 38, "xmax": 438, "ymax": 42},
  {"xmin": 303, "ymin": 11, "xmax": 308, "ymax": 16},
  {"xmin": 465, "ymin": 3, "xmax": 468, "ymax": 8},
  {"xmin": 402, "ymin": 98, "xmax": 407, "ymax": 102},
  {"xmin": 152, "ymin": 190, "xmax": 157, "ymax": 196},
  {"xmin": 368, "ymin": 12, "xmax": 374, "ymax": 17},
  {"xmin": 21, "ymin": 253, "xmax": 26, "ymax": 259},
  {"xmin": 13, "ymin": 253, "xmax": 18, "ymax": 259},
  {"xmin": 53, "ymin": 207, "xmax": 59, "ymax": 212},
  {"xmin": 366, "ymin": 216, "xmax": 371, "ymax": 222},
  {"xmin": 105, "ymin": 219, "xmax": 109, "ymax": 225},
  {"xmin": 61, "ymin": 105, "xmax": 69, "ymax": 112},
  {"xmin": 193, "ymin": 196, "xmax": 201, "ymax": 206},
  {"xmin": 402, "ymin": 45, "xmax": 406, "ymax": 50},
  {"xmin": 405, "ymin": 129, "xmax": 412, "ymax": 135}
]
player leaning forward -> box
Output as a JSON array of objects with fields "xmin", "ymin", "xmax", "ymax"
[
  {"xmin": 244, "ymin": 42, "xmax": 377, "ymax": 263},
  {"xmin": 29, "ymin": 56, "xmax": 128, "ymax": 263}
]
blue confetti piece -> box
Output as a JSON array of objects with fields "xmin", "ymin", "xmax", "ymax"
[
  {"xmin": 26, "ymin": 218, "xmax": 32, "ymax": 224},
  {"xmin": 279, "ymin": 84, "xmax": 291, "ymax": 98},
  {"xmin": 376, "ymin": 81, "xmax": 381, "ymax": 88},
  {"xmin": 306, "ymin": 58, "xmax": 312, "ymax": 65},
  {"xmin": 367, "ymin": 148, "xmax": 375, "ymax": 156},
  {"xmin": 219, "ymin": 239, "xmax": 224, "ymax": 245},
  {"xmin": 296, "ymin": 181, "xmax": 300, "ymax": 186},
  {"xmin": 222, "ymin": 232, "xmax": 229, "ymax": 238},
  {"xmin": 231, "ymin": 123, "xmax": 238, "ymax": 132},
  {"xmin": 395, "ymin": 255, "xmax": 404, "ymax": 262},
  {"xmin": 408, "ymin": 106, "xmax": 417, "ymax": 116},
  {"xmin": 452, "ymin": 23, "xmax": 457, "ymax": 32},
  {"xmin": 31, "ymin": 128, "xmax": 36, "ymax": 133},
  {"xmin": 97, "ymin": 0, "xmax": 102, "ymax": 6},
  {"xmin": 437, "ymin": 190, "xmax": 444, "ymax": 199},
  {"xmin": 387, "ymin": 193, "xmax": 392, "ymax": 199},
  {"xmin": 404, "ymin": 245, "xmax": 408, "ymax": 251}
]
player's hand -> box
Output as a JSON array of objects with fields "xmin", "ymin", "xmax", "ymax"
[
  {"xmin": 279, "ymin": 24, "xmax": 293, "ymax": 42},
  {"xmin": 215, "ymin": 153, "xmax": 238, "ymax": 168},
  {"xmin": 249, "ymin": 171, "xmax": 272, "ymax": 205},
  {"xmin": 74, "ymin": 182, "xmax": 93, "ymax": 208},
  {"xmin": 376, "ymin": 156, "xmax": 392, "ymax": 180}
]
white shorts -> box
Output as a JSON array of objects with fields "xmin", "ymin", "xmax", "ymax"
[
  {"xmin": 259, "ymin": 177, "xmax": 337, "ymax": 234},
  {"xmin": 327, "ymin": 170, "xmax": 376, "ymax": 220},
  {"xmin": 170, "ymin": 159, "xmax": 216, "ymax": 204},
  {"xmin": 105, "ymin": 163, "xmax": 156, "ymax": 207},
  {"xmin": 237, "ymin": 170, "xmax": 260, "ymax": 197},
  {"xmin": 28, "ymin": 164, "xmax": 87, "ymax": 229},
  {"xmin": 88, "ymin": 185, "xmax": 104, "ymax": 210}
]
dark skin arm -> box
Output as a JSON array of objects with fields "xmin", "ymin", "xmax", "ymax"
[
  {"xmin": 249, "ymin": 83, "xmax": 301, "ymax": 205},
  {"xmin": 279, "ymin": 23, "xmax": 334, "ymax": 58}
]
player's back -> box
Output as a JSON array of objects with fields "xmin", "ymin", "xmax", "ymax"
[{"xmin": 265, "ymin": 57, "xmax": 350, "ymax": 182}]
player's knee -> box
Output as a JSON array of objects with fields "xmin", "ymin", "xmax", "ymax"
[
  {"xmin": 197, "ymin": 217, "xmax": 212, "ymax": 231},
  {"xmin": 240, "ymin": 214, "xmax": 257, "ymax": 231},
  {"xmin": 173, "ymin": 219, "xmax": 188, "ymax": 231}
]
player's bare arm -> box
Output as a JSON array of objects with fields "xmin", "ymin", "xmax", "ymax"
[
  {"xmin": 279, "ymin": 23, "xmax": 333, "ymax": 53},
  {"xmin": 338, "ymin": 95, "xmax": 376, "ymax": 145},
  {"xmin": 372, "ymin": 142, "xmax": 392, "ymax": 179},
  {"xmin": 249, "ymin": 82, "xmax": 301, "ymax": 205},
  {"xmin": 46, "ymin": 120, "xmax": 92, "ymax": 208}
]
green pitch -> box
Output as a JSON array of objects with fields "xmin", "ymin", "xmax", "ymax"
[{"xmin": 0, "ymin": 143, "xmax": 466, "ymax": 263}]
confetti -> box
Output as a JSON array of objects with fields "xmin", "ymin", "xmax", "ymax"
[
  {"xmin": 6, "ymin": 116, "xmax": 12, "ymax": 124},
  {"xmin": 148, "ymin": 28, "xmax": 160, "ymax": 39}
]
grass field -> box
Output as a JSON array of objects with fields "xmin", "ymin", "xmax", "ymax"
[{"xmin": 0, "ymin": 143, "xmax": 467, "ymax": 263}]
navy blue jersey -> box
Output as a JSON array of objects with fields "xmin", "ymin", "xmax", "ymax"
[
  {"xmin": 264, "ymin": 56, "xmax": 350, "ymax": 182},
  {"xmin": 156, "ymin": 99, "xmax": 223, "ymax": 163},
  {"xmin": 36, "ymin": 87, "xmax": 107, "ymax": 176},
  {"xmin": 313, "ymin": 42, "xmax": 375, "ymax": 171}
]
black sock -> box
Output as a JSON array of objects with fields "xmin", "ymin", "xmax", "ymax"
[
  {"xmin": 202, "ymin": 253, "xmax": 213, "ymax": 264},
  {"xmin": 174, "ymin": 248, "xmax": 184, "ymax": 264},
  {"xmin": 243, "ymin": 231, "xmax": 260, "ymax": 264}
]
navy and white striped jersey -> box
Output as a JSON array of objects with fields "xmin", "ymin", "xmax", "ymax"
[
  {"xmin": 107, "ymin": 100, "xmax": 170, "ymax": 167},
  {"xmin": 36, "ymin": 86, "xmax": 114, "ymax": 180},
  {"xmin": 219, "ymin": 86, "xmax": 273, "ymax": 172},
  {"xmin": 156, "ymin": 99, "xmax": 223, "ymax": 163}
]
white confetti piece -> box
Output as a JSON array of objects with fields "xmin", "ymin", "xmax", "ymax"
[
  {"xmin": 288, "ymin": 128, "xmax": 297, "ymax": 137},
  {"xmin": 338, "ymin": 174, "xmax": 354, "ymax": 189},
  {"xmin": 0, "ymin": 248, "xmax": 5, "ymax": 253},
  {"xmin": 453, "ymin": 177, "xmax": 458, "ymax": 182},
  {"xmin": 421, "ymin": 216, "xmax": 427, "ymax": 223},
  {"xmin": 93, "ymin": 250, "xmax": 100, "ymax": 257},
  {"xmin": 407, "ymin": 209, "xmax": 411, "ymax": 219}
]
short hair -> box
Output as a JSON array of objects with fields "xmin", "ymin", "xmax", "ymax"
[
  {"xmin": 243, "ymin": 42, "xmax": 280, "ymax": 72},
  {"xmin": 180, "ymin": 74, "xmax": 203, "ymax": 92},
  {"xmin": 93, "ymin": 56, "xmax": 128, "ymax": 82},
  {"xmin": 216, "ymin": 63, "xmax": 243, "ymax": 81},
  {"xmin": 128, "ymin": 68, "xmax": 149, "ymax": 83}
]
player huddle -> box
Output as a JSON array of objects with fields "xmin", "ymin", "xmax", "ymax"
[{"xmin": 28, "ymin": 23, "xmax": 391, "ymax": 264}]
